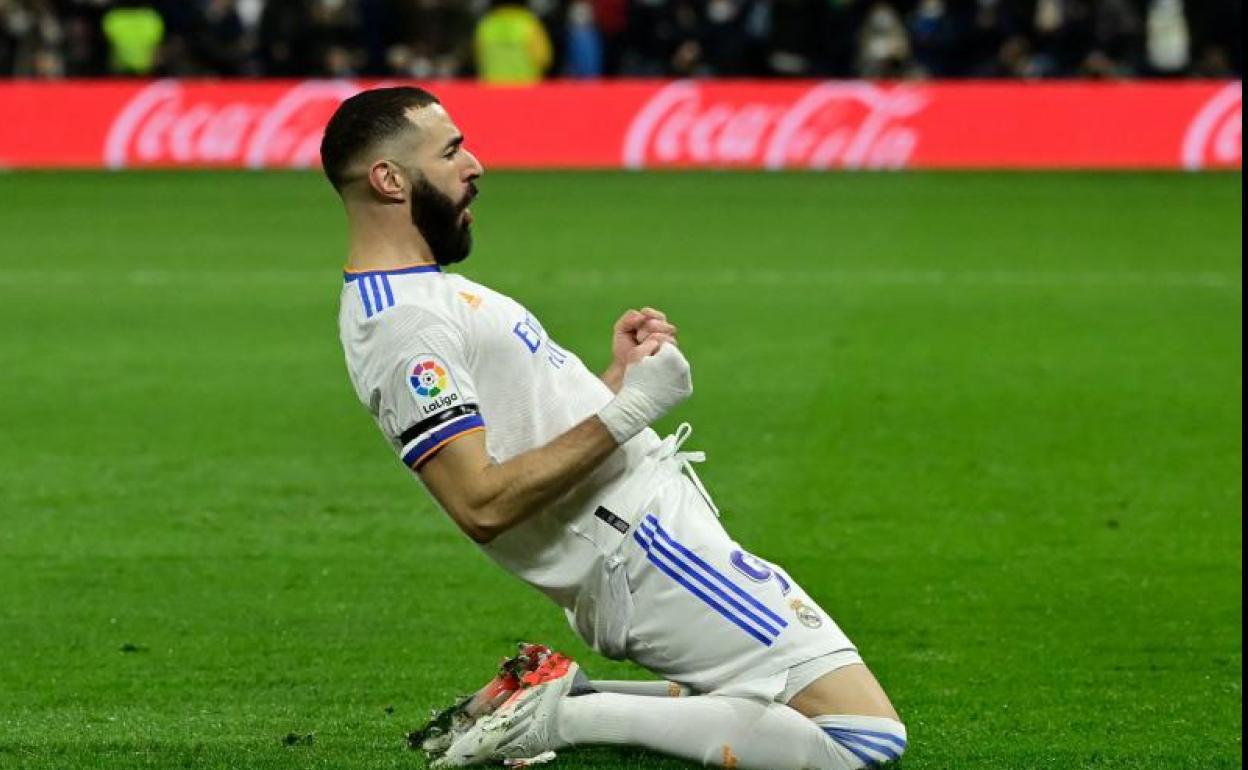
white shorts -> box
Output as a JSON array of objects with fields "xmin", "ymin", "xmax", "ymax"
[{"xmin": 568, "ymin": 452, "xmax": 861, "ymax": 703}]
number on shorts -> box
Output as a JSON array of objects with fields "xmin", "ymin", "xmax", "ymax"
[{"xmin": 730, "ymin": 550, "xmax": 791, "ymax": 595}]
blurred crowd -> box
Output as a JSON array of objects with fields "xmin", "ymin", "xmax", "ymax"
[{"xmin": 1, "ymin": 0, "xmax": 1240, "ymax": 81}]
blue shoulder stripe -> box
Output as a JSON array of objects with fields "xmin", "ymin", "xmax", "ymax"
[
  {"xmin": 346, "ymin": 273, "xmax": 400, "ymax": 318},
  {"xmin": 380, "ymin": 274, "xmax": 395, "ymax": 305},
  {"xmin": 356, "ymin": 277, "xmax": 373, "ymax": 317}
]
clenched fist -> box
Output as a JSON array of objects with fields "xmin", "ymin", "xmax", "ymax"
[{"xmin": 598, "ymin": 337, "xmax": 693, "ymax": 445}]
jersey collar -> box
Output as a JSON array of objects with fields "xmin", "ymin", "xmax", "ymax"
[{"xmin": 343, "ymin": 262, "xmax": 441, "ymax": 282}]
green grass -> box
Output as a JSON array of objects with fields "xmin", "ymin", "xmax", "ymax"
[{"xmin": 0, "ymin": 170, "xmax": 1240, "ymax": 769}]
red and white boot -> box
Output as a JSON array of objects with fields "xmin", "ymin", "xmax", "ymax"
[
  {"xmin": 432, "ymin": 650, "xmax": 580, "ymax": 767},
  {"xmin": 411, "ymin": 644, "xmax": 577, "ymax": 763}
]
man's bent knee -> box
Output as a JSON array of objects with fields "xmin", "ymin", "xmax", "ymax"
[
  {"xmin": 787, "ymin": 663, "xmax": 899, "ymax": 721},
  {"xmin": 788, "ymin": 664, "xmax": 906, "ymax": 768}
]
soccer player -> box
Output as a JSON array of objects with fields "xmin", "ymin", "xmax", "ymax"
[{"xmin": 321, "ymin": 87, "xmax": 907, "ymax": 769}]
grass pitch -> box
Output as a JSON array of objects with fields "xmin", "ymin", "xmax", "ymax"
[{"xmin": 0, "ymin": 170, "xmax": 1240, "ymax": 770}]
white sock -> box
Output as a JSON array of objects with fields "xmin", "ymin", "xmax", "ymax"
[
  {"xmin": 814, "ymin": 715, "xmax": 909, "ymax": 767},
  {"xmin": 556, "ymin": 692, "xmax": 906, "ymax": 769}
]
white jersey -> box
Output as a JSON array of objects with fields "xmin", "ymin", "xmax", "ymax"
[
  {"xmin": 339, "ymin": 263, "xmax": 863, "ymax": 691},
  {"xmin": 338, "ymin": 263, "xmax": 661, "ymax": 609}
]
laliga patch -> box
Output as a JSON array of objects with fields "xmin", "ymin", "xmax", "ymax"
[{"xmin": 407, "ymin": 355, "xmax": 463, "ymax": 418}]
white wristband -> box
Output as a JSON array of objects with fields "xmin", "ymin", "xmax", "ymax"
[
  {"xmin": 597, "ymin": 388, "xmax": 660, "ymax": 444},
  {"xmin": 597, "ymin": 344, "xmax": 693, "ymax": 444}
]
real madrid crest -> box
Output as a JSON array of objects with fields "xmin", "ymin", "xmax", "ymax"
[{"xmin": 789, "ymin": 599, "xmax": 823, "ymax": 629}]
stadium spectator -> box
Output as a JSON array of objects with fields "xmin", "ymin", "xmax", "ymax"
[
  {"xmin": 763, "ymin": 0, "xmax": 823, "ymax": 76},
  {"xmin": 618, "ymin": 0, "xmax": 681, "ymax": 76},
  {"xmin": 528, "ymin": 0, "xmax": 565, "ymax": 72},
  {"xmin": 959, "ymin": 0, "xmax": 1015, "ymax": 76},
  {"xmin": 257, "ymin": 0, "xmax": 307, "ymax": 76},
  {"xmin": 310, "ymin": 0, "xmax": 363, "ymax": 77},
  {"xmin": 563, "ymin": 1, "xmax": 603, "ymax": 77},
  {"xmin": 257, "ymin": 0, "xmax": 362, "ymax": 77},
  {"xmin": 0, "ymin": 0, "xmax": 66, "ymax": 77},
  {"xmin": 194, "ymin": 0, "xmax": 250, "ymax": 75},
  {"xmin": 666, "ymin": 0, "xmax": 704, "ymax": 76},
  {"xmin": 101, "ymin": 2, "xmax": 163, "ymax": 75},
  {"xmin": 1028, "ymin": 0, "xmax": 1095, "ymax": 77},
  {"xmin": 0, "ymin": 0, "xmax": 1241, "ymax": 80},
  {"xmin": 1145, "ymin": 0, "xmax": 1190, "ymax": 75},
  {"xmin": 473, "ymin": 0, "xmax": 552, "ymax": 84},
  {"xmin": 908, "ymin": 0, "xmax": 958, "ymax": 77},
  {"xmin": 588, "ymin": 0, "xmax": 626, "ymax": 71},
  {"xmin": 857, "ymin": 1, "xmax": 913, "ymax": 78},
  {"xmin": 815, "ymin": 0, "xmax": 863, "ymax": 77},
  {"xmin": 1080, "ymin": 0, "xmax": 1142, "ymax": 78},
  {"xmin": 1188, "ymin": 0, "xmax": 1241, "ymax": 76},
  {"xmin": 383, "ymin": 0, "xmax": 474, "ymax": 79},
  {"xmin": 699, "ymin": 0, "xmax": 756, "ymax": 76}
]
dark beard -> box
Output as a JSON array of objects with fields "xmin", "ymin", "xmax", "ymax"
[{"xmin": 410, "ymin": 176, "xmax": 475, "ymax": 266}]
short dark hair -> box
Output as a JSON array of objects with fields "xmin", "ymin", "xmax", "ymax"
[{"xmin": 320, "ymin": 87, "xmax": 441, "ymax": 191}]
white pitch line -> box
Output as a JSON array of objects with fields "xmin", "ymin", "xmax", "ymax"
[
  {"xmin": 508, "ymin": 268, "xmax": 1241, "ymax": 290},
  {"xmin": 0, "ymin": 268, "xmax": 1239, "ymax": 290}
]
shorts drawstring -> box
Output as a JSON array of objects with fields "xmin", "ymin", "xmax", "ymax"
[{"xmin": 650, "ymin": 422, "xmax": 719, "ymax": 518}]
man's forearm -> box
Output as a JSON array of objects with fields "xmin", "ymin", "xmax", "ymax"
[
  {"xmin": 600, "ymin": 363, "xmax": 624, "ymax": 393},
  {"xmin": 422, "ymin": 340, "xmax": 688, "ymax": 544},
  {"xmin": 467, "ymin": 417, "xmax": 619, "ymax": 541}
]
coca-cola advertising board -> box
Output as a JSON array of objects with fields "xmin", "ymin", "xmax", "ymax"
[{"xmin": 0, "ymin": 79, "xmax": 1240, "ymax": 171}]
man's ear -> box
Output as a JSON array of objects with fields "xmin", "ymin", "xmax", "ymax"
[{"xmin": 367, "ymin": 160, "xmax": 407, "ymax": 202}]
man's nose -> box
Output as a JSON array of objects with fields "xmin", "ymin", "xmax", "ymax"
[{"xmin": 464, "ymin": 150, "xmax": 484, "ymax": 180}]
